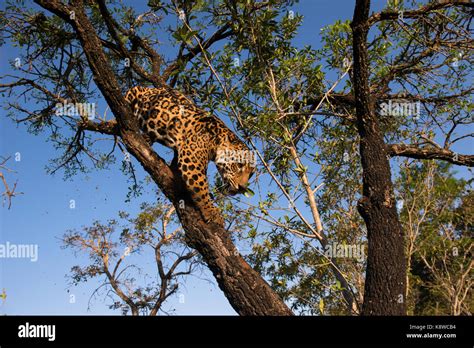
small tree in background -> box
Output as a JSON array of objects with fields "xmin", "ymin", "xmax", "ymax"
[
  {"xmin": 62, "ymin": 202, "xmax": 200, "ymax": 315},
  {"xmin": 397, "ymin": 161, "xmax": 473, "ymax": 315},
  {"xmin": 0, "ymin": 155, "xmax": 22, "ymax": 209}
]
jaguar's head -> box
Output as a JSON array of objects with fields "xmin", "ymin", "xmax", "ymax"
[{"xmin": 215, "ymin": 147, "xmax": 256, "ymax": 196}]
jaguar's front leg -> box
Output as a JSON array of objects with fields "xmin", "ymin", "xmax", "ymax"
[{"xmin": 177, "ymin": 150, "xmax": 224, "ymax": 225}]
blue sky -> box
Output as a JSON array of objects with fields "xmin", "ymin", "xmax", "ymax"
[{"xmin": 0, "ymin": 0, "xmax": 471, "ymax": 315}]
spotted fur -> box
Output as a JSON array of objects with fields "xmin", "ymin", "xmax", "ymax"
[{"xmin": 125, "ymin": 86, "xmax": 255, "ymax": 223}]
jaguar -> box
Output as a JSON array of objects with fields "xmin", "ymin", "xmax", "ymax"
[{"xmin": 125, "ymin": 86, "xmax": 255, "ymax": 224}]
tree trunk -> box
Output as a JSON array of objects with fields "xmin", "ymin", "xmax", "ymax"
[
  {"xmin": 35, "ymin": 0, "xmax": 293, "ymax": 316},
  {"xmin": 177, "ymin": 206, "xmax": 294, "ymax": 315},
  {"xmin": 351, "ymin": 0, "xmax": 407, "ymax": 315}
]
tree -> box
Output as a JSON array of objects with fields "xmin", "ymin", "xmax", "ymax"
[
  {"xmin": 397, "ymin": 161, "xmax": 473, "ymax": 315},
  {"xmin": 350, "ymin": 0, "xmax": 406, "ymax": 315},
  {"xmin": 1, "ymin": 0, "xmax": 472, "ymax": 316},
  {"xmin": 0, "ymin": 155, "xmax": 22, "ymax": 208},
  {"xmin": 351, "ymin": 0, "xmax": 472, "ymax": 315},
  {"xmin": 63, "ymin": 202, "xmax": 200, "ymax": 316},
  {"xmin": 185, "ymin": 0, "xmax": 472, "ymax": 315},
  {"xmin": 0, "ymin": 0, "xmax": 293, "ymax": 315},
  {"xmin": 199, "ymin": 0, "xmax": 472, "ymax": 315}
]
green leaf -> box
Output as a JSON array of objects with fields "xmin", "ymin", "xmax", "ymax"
[
  {"xmin": 319, "ymin": 298, "xmax": 325, "ymax": 314},
  {"xmin": 244, "ymin": 188, "xmax": 255, "ymax": 197}
]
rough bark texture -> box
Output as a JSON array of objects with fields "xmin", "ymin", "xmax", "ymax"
[
  {"xmin": 351, "ymin": 0, "xmax": 407, "ymax": 315},
  {"xmin": 35, "ymin": 0, "xmax": 293, "ymax": 316}
]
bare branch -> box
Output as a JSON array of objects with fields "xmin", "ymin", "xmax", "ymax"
[{"xmin": 0, "ymin": 156, "xmax": 23, "ymax": 209}]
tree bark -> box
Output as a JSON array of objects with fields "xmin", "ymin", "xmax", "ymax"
[
  {"xmin": 351, "ymin": 0, "xmax": 407, "ymax": 315},
  {"xmin": 35, "ymin": 0, "xmax": 293, "ymax": 316},
  {"xmin": 387, "ymin": 144, "xmax": 474, "ymax": 167}
]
